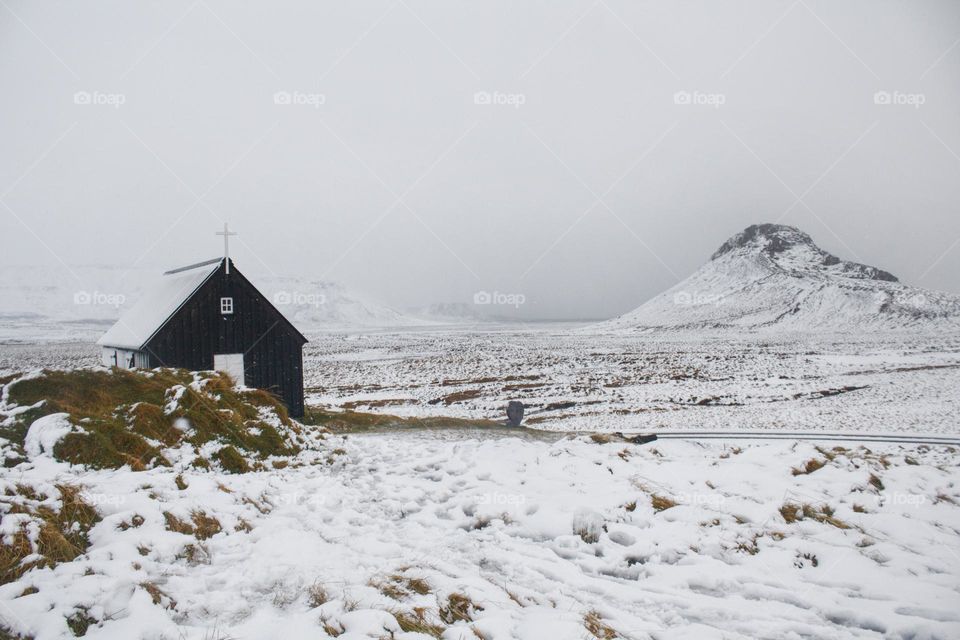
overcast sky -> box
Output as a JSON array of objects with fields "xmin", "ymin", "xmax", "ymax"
[{"xmin": 2, "ymin": 0, "xmax": 959, "ymax": 320}]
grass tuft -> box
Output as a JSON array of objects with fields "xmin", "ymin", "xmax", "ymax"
[
  {"xmin": 791, "ymin": 458, "xmax": 827, "ymax": 476},
  {"xmin": 439, "ymin": 592, "xmax": 482, "ymax": 624},
  {"xmin": 393, "ymin": 608, "xmax": 445, "ymax": 638},
  {"xmin": 650, "ymin": 494, "xmax": 678, "ymax": 512},
  {"xmin": 0, "ymin": 484, "xmax": 100, "ymax": 586},
  {"xmin": 306, "ymin": 581, "xmax": 329, "ymax": 608},
  {"xmin": 584, "ymin": 610, "xmax": 619, "ymax": 639},
  {"xmin": 780, "ymin": 502, "xmax": 850, "ymax": 529}
]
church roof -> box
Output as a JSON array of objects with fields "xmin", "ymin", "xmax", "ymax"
[{"xmin": 97, "ymin": 258, "xmax": 222, "ymax": 350}]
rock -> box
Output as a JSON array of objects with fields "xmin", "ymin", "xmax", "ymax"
[{"xmin": 506, "ymin": 401, "xmax": 525, "ymax": 427}]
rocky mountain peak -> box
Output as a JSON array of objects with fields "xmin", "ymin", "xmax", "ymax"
[
  {"xmin": 711, "ymin": 224, "xmax": 813, "ymax": 259},
  {"xmin": 711, "ymin": 223, "xmax": 898, "ymax": 283}
]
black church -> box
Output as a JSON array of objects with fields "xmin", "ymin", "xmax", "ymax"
[{"xmin": 98, "ymin": 247, "xmax": 307, "ymax": 418}]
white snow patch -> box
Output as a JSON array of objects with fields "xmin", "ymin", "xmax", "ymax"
[{"xmin": 24, "ymin": 412, "xmax": 72, "ymax": 458}]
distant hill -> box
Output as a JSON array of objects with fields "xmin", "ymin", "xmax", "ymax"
[
  {"xmin": 597, "ymin": 223, "xmax": 960, "ymax": 332},
  {"xmin": 254, "ymin": 276, "xmax": 427, "ymax": 331}
]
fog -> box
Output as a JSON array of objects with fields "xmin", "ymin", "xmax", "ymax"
[{"xmin": 2, "ymin": 0, "xmax": 959, "ymax": 319}]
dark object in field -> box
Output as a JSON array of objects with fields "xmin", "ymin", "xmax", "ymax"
[
  {"xmin": 613, "ymin": 432, "xmax": 658, "ymax": 445},
  {"xmin": 506, "ymin": 401, "xmax": 525, "ymax": 427}
]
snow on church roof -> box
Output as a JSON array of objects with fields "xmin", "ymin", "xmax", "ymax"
[{"xmin": 97, "ymin": 258, "xmax": 222, "ymax": 350}]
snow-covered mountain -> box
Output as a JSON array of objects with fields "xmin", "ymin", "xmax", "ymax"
[
  {"xmin": 599, "ymin": 223, "xmax": 960, "ymax": 332},
  {"xmin": 254, "ymin": 276, "xmax": 426, "ymax": 331}
]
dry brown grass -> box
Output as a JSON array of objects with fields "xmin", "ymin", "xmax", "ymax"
[
  {"xmin": 440, "ymin": 592, "xmax": 482, "ymax": 624},
  {"xmin": 584, "ymin": 610, "xmax": 619, "ymax": 639},
  {"xmin": 372, "ymin": 573, "xmax": 433, "ymax": 601},
  {"xmin": 140, "ymin": 582, "xmax": 177, "ymax": 609},
  {"xmin": 66, "ymin": 608, "xmax": 96, "ymax": 636},
  {"xmin": 0, "ymin": 484, "xmax": 100, "ymax": 585},
  {"xmin": 650, "ymin": 494, "xmax": 678, "ymax": 512},
  {"xmin": 780, "ymin": 503, "xmax": 801, "ymax": 523},
  {"xmin": 117, "ymin": 514, "xmax": 145, "ymax": 531},
  {"xmin": 780, "ymin": 502, "xmax": 851, "ymax": 529},
  {"xmin": 162, "ymin": 511, "xmax": 222, "ymax": 540},
  {"xmin": 177, "ymin": 542, "xmax": 210, "ymax": 565},
  {"xmin": 319, "ymin": 617, "xmax": 341, "ymax": 637},
  {"xmin": 791, "ymin": 458, "xmax": 827, "ymax": 476},
  {"xmin": 191, "ymin": 511, "xmax": 223, "ymax": 540},
  {"xmin": 307, "ymin": 581, "xmax": 329, "ymax": 608},
  {"xmin": 393, "ymin": 608, "xmax": 445, "ymax": 638}
]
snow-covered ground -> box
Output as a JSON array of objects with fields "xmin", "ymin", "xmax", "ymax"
[
  {"xmin": 1, "ymin": 327, "xmax": 959, "ymax": 639},
  {"xmin": 3, "ymin": 428, "xmax": 959, "ymax": 639},
  {"xmin": 297, "ymin": 329, "xmax": 960, "ymax": 434},
  {"xmin": 8, "ymin": 329, "xmax": 960, "ymax": 435}
]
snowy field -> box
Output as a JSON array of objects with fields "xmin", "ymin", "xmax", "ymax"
[
  {"xmin": 1, "ymin": 327, "xmax": 959, "ymax": 639},
  {"xmin": 298, "ymin": 328, "xmax": 960, "ymax": 435},
  {"xmin": 6, "ymin": 328, "xmax": 960, "ymax": 435}
]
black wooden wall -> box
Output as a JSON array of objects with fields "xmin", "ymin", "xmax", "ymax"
[{"xmin": 144, "ymin": 260, "xmax": 307, "ymax": 417}]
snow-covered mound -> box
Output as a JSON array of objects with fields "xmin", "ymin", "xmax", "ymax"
[{"xmin": 599, "ymin": 223, "xmax": 960, "ymax": 332}]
